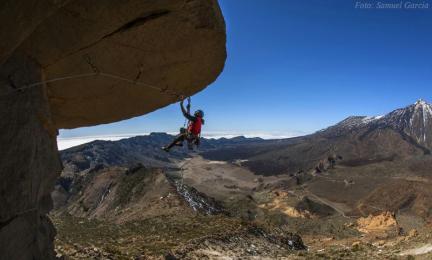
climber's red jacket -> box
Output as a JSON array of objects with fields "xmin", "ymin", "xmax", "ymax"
[
  {"xmin": 180, "ymin": 99, "xmax": 204, "ymax": 136},
  {"xmin": 187, "ymin": 116, "xmax": 202, "ymax": 136}
]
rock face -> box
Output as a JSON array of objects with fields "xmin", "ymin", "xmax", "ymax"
[
  {"xmin": 3, "ymin": 0, "xmax": 226, "ymax": 129},
  {"xmin": 0, "ymin": 0, "xmax": 226, "ymax": 258},
  {"xmin": 0, "ymin": 54, "xmax": 61, "ymax": 259}
]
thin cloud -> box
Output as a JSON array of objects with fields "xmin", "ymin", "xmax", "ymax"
[{"xmin": 57, "ymin": 130, "xmax": 308, "ymax": 150}]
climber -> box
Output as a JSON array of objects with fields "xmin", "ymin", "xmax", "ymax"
[{"xmin": 162, "ymin": 97, "xmax": 204, "ymax": 152}]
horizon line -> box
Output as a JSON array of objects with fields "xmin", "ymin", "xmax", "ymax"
[{"xmin": 57, "ymin": 130, "xmax": 310, "ymax": 150}]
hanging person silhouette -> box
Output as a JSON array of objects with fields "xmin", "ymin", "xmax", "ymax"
[{"xmin": 162, "ymin": 97, "xmax": 204, "ymax": 152}]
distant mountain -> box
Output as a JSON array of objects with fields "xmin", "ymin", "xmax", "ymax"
[
  {"xmin": 202, "ymin": 100, "xmax": 432, "ymax": 176},
  {"xmin": 53, "ymin": 100, "xmax": 432, "ymax": 232},
  {"xmin": 60, "ymin": 100, "xmax": 432, "ymax": 177},
  {"xmin": 380, "ymin": 99, "xmax": 432, "ymax": 148},
  {"xmin": 321, "ymin": 99, "xmax": 432, "ymax": 149},
  {"xmin": 60, "ymin": 132, "xmax": 266, "ymax": 174},
  {"xmin": 61, "ymin": 133, "xmax": 183, "ymax": 173}
]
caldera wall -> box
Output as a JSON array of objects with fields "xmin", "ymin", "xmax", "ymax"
[{"xmin": 0, "ymin": 0, "xmax": 226, "ymax": 258}]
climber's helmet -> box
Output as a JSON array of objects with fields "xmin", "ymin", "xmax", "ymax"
[{"xmin": 194, "ymin": 110, "xmax": 204, "ymax": 118}]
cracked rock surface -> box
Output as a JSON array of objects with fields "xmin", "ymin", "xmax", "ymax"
[
  {"xmin": 2, "ymin": 0, "xmax": 226, "ymax": 129},
  {"xmin": 0, "ymin": 0, "xmax": 226, "ymax": 258}
]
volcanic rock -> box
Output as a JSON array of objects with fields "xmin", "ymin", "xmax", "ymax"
[{"xmin": 0, "ymin": 0, "xmax": 226, "ymax": 258}]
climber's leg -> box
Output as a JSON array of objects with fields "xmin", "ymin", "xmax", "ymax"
[
  {"xmin": 163, "ymin": 133, "xmax": 186, "ymax": 152},
  {"xmin": 186, "ymin": 133, "xmax": 199, "ymax": 150}
]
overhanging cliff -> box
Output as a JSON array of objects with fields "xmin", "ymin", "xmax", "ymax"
[{"xmin": 0, "ymin": 0, "xmax": 226, "ymax": 258}]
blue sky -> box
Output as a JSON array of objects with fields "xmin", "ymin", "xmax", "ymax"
[{"xmin": 60, "ymin": 0, "xmax": 432, "ymax": 139}]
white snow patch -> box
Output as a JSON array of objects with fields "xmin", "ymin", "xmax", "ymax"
[
  {"xmin": 207, "ymin": 161, "xmax": 227, "ymax": 165},
  {"xmin": 233, "ymin": 159, "xmax": 249, "ymax": 166},
  {"xmin": 362, "ymin": 115, "xmax": 384, "ymax": 124},
  {"xmin": 415, "ymin": 99, "xmax": 427, "ymax": 107},
  {"xmin": 399, "ymin": 244, "xmax": 432, "ymax": 256}
]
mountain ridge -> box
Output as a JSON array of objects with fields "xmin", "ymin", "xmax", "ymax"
[
  {"xmin": 320, "ymin": 99, "xmax": 432, "ymax": 148},
  {"xmin": 52, "ymin": 100, "xmax": 432, "ymax": 258},
  {"xmin": 202, "ymin": 100, "xmax": 432, "ymax": 176},
  {"xmin": 61, "ymin": 100, "xmax": 432, "ymax": 177}
]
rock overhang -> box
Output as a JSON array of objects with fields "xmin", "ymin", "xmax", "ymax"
[{"xmin": 3, "ymin": 0, "xmax": 227, "ymax": 129}]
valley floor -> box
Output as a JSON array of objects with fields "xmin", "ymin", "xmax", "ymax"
[
  {"xmin": 52, "ymin": 213, "xmax": 432, "ymax": 259},
  {"xmin": 53, "ymin": 156, "xmax": 432, "ymax": 259}
]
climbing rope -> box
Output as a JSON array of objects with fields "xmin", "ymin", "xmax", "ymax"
[
  {"xmin": 178, "ymin": 158, "xmax": 192, "ymax": 186},
  {"xmin": 0, "ymin": 0, "xmax": 189, "ymax": 100},
  {"xmin": 183, "ymin": 97, "xmax": 191, "ymax": 128},
  {"xmin": 0, "ymin": 73, "xmax": 96, "ymax": 98},
  {"xmin": 0, "ymin": 67, "xmax": 184, "ymax": 99}
]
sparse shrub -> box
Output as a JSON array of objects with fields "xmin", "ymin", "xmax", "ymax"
[{"xmin": 113, "ymin": 167, "xmax": 151, "ymax": 207}]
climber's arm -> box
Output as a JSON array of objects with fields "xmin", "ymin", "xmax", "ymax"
[{"xmin": 180, "ymin": 100, "xmax": 195, "ymax": 121}]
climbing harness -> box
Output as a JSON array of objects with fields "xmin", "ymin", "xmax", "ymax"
[{"xmin": 182, "ymin": 96, "xmax": 203, "ymax": 149}]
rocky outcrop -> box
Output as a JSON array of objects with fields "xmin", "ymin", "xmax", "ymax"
[
  {"xmin": 172, "ymin": 225, "xmax": 306, "ymax": 258},
  {"xmin": 5, "ymin": 0, "xmax": 226, "ymax": 129},
  {"xmin": 0, "ymin": 0, "xmax": 72, "ymax": 65},
  {"xmin": 52, "ymin": 164, "xmax": 226, "ymax": 222},
  {"xmin": 0, "ymin": 0, "xmax": 226, "ymax": 258},
  {"xmin": 356, "ymin": 212, "xmax": 398, "ymax": 234},
  {"xmin": 0, "ymin": 54, "xmax": 61, "ymax": 259}
]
